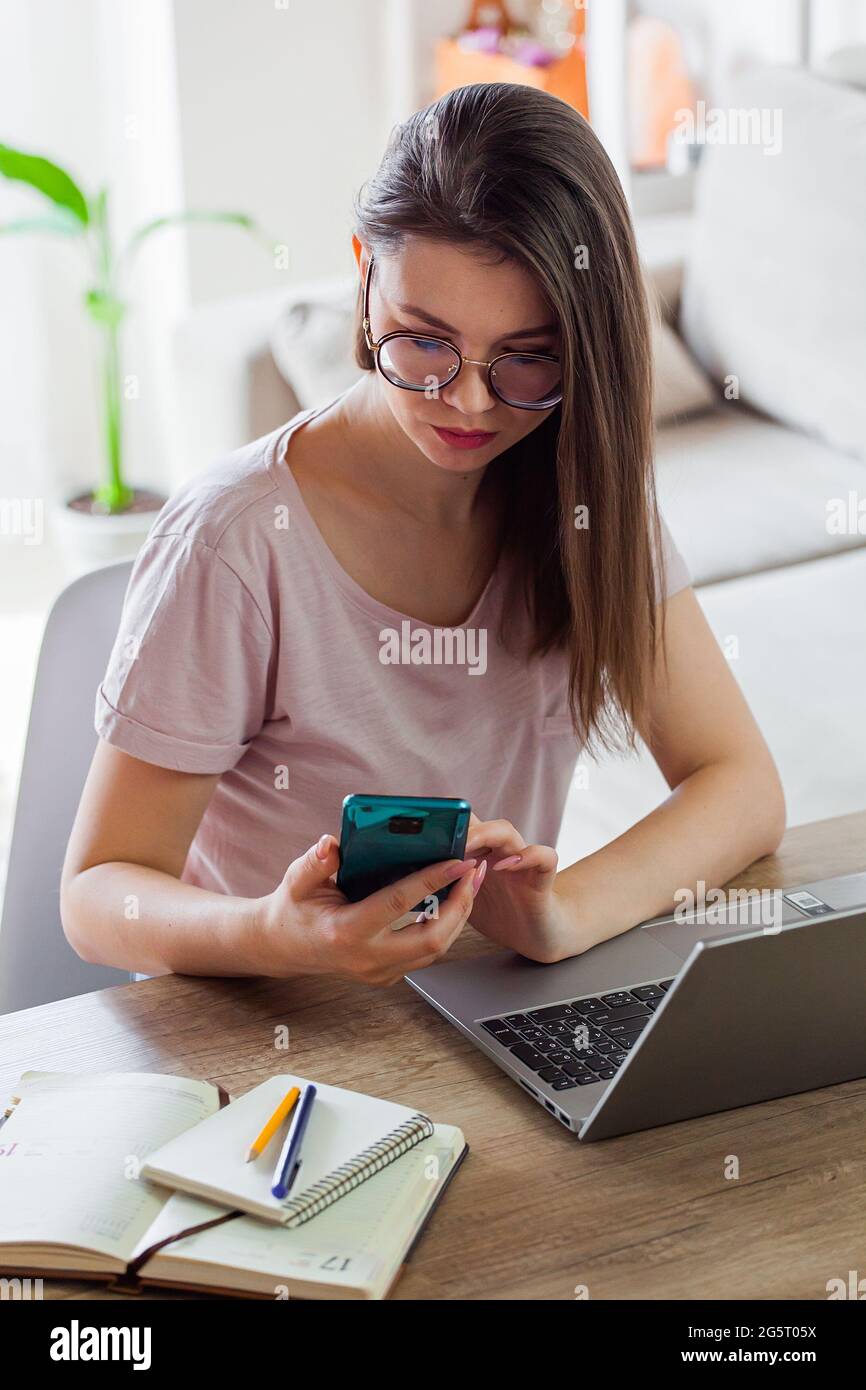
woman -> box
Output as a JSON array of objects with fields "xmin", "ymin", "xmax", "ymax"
[{"xmin": 61, "ymin": 83, "xmax": 785, "ymax": 985}]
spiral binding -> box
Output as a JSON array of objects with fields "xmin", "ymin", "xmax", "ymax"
[{"xmin": 281, "ymin": 1112, "xmax": 435, "ymax": 1226}]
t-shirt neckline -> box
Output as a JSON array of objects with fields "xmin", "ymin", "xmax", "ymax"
[{"xmin": 268, "ymin": 391, "xmax": 499, "ymax": 634}]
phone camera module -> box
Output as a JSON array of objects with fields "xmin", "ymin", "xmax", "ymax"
[{"xmin": 389, "ymin": 816, "xmax": 423, "ymax": 835}]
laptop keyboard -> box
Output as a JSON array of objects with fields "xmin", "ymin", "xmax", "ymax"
[{"xmin": 478, "ymin": 980, "xmax": 674, "ymax": 1091}]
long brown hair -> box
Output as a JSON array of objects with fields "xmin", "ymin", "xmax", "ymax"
[{"xmin": 352, "ymin": 82, "xmax": 665, "ymax": 754}]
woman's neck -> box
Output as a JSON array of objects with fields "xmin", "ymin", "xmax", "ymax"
[{"xmin": 329, "ymin": 374, "xmax": 489, "ymax": 529}]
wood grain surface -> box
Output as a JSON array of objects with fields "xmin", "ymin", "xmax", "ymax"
[{"xmin": 2, "ymin": 810, "xmax": 864, "ymax": 1300}]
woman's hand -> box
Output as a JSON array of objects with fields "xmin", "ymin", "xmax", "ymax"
[
  {"xmin": 463, "ymin": 815, "xmax": 584, "ymax": 963},
  {"xmin": 250, "ymin": 835, "xmax": 483, "ymax": 985}
]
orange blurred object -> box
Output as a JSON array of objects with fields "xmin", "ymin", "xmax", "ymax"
[
  {"xmin": 464, "ymin": 0, "xmax": 515, "ymax": 33},
  {"xmin": 627, "ymin": 15, "xmax": 697, "ymax": 169},
  {"xmin": 434, "ymin": 1, "xmax": 588, "ymax": 119}
]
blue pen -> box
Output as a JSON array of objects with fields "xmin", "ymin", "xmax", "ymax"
[{"xmin": 270, "ymin": 1083, "xmax": 317, "ymax": 1199}]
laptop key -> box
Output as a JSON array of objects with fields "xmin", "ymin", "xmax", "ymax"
[
  {"xmin": 504, "ymin": 1014, "xmax": 532, "ymax": 1027},
  {"xmin": 519, "ymin": 1027, "xmax": 548, "ymax": 1042},
  {"xmin": 576, "ymin": 1073, "xmax": 600, "ymax": 1084},
  {"xmin": 605, "ymin": 1015, "xmax": 651, "ymax": 1038},
  {"xmin": 538, "ymin": 1066, "xmax": 565, "ymax": 1083},
  {"xmin": 527, "ymin": 1004, "xmax": 575, "ymax": 1023},
  {"xmin": 569, "ymin": 997, "xmax": 604, "ymax": 1014},
  {"xmin": 658, "ymin": 979, "xmax": 675, "ymax": 991},
  {"xmin": 546, "ymin": 1050, "xmax": 573, "ymax": 1065},
  {"xmin": 585, "ymin": 1004, "xmax": 651, "ymax": 1027},
  {"xmin": 568, "ymin": 1023, "xmax": 606, "ymax": 1043},
  {"xmin": 481, "ymin": 1018, "xmax": 512, "ymax": 1037},
  {"xmin": 561, "ymin": 1060, "xmax": 591, "ymax": 1077},
  {"xmin": 535, "ymin": 1037, "xmax": 562, "ymax": 1054},
  {"xmin": 618, "ymin": 1035, "xmax": 641, "ymax": 1049},
  {"xmin": 580, "ymin": 1053, "xmax": 611, "ymax": 1073},
  {"xmin": 544, "ymin": 1021, "xmax": 580, "ymax": 1040},
  {"xmin": 600, "ymin": 992, "xmax": 637, "ymax": 1009},
  {"xmin": 552, "ymin": 1077, "xmax": 581, "ymax": 1090},
  {"xmin": 607, "ymin": 1051, "xmax": 627, "ymax": 1068},
  {"xmin": 631, "ymin": 985, "xmax": 664, "ymax": 1001},
  {"xmin": 593, "ymin": 1040, "xmax": 618, "ymax": 1055},
  {"xmin": 597, "ymin": 1069, "xmax": 617, "ymax": 1080},
  {"xmin": 509, "ymin": 1043, "xmax": 549, "ymax": 1070}
]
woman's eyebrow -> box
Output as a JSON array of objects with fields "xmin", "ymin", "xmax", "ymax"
[{"xmin": 395, "ymin": 301, "xmax": 557, "ymax": 340}]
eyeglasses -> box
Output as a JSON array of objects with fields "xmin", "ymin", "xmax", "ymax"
[{"xmin": 361, "ymin": 254, "xmax": 562, "ymax": 411}]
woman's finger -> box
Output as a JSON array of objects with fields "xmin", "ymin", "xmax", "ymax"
[
  {"xmin": 351, "ymin": 855, "xmax": 476, "ymax": 932},
  {"xmin": 465, "ymin": 818, "xmax": 526, "ymax": 857},
  {"xmin": 285, "ymin": 834, "xmax": 341, "ymax": 900},
  {"xmin": 376, "ymin": 862, "xmax": 480, "ymax": 962},
  {"xmin": 491, "ymin": 843, "xmax": 558, "ymax": 876}
]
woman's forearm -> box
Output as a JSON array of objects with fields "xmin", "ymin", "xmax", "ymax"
[
  {"xmin": 556, "ymin": 754, "xmax": 787, "ymax": 950},
  {"xmin": 61, "ymin": 862, "xmax": 264, "ymax": 977}
]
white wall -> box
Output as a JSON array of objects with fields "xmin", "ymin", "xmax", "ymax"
[{"xmin": 171, "ymin": 0, "xmax": 394, "ymax": 304}]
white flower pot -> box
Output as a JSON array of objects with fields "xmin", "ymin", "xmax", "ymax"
[{"xmin": 51, "ymin": 488, "xmax": 166, "ymax": 577}]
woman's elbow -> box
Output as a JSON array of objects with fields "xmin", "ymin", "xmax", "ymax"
[
  {"xmin": 60, "ymin": 870, "xmax": 101, "ymax": 964},
  {"xmin": 750, "ymin": 762, "xmax": 787, "ymax": 861}
]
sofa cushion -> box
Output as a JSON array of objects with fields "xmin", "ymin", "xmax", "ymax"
[
  {"xmin": 680, "ymin": 65, "xmax": 866, "ymax": 462},
  {"xmin": 816, "ymin": 44, "xmax": 866, "ymax": 90},
  {"xmin": 652, "ymin": 316, "xmax": 716, "ymax": 425},
  {"xmin": 655, "ymin": 406, "xmax": 866, "ymax": 586},
  {"xmin": 269, "ymin": 276, "xmax": 360, "ymax": 408}
]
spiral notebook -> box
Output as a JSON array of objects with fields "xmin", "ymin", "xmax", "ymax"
[{"xmin": 141, "ymin": 1074, "xmax": 447, "ymax": 1227}]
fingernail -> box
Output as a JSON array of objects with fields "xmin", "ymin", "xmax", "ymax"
[
  {"xmin": 445, "ymin": 858, "xmax": 476, "ymax": 883},
  {"xmin": 493, "ymin": 854, "xmax": 522, "ymax": 870},
  {"xmin": 315, "ymin": 834, "xmax": 331, "ymax": 860},
  {"xmin": 472, "ymin": 860, "xmax": 488, "ymax": 894}
]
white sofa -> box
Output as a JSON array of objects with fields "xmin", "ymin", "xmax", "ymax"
[{"xmin": 173, "ymin": 65, "xmax": 866, "ymax": 864}]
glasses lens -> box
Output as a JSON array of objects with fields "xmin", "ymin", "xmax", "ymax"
[
  {"xmin": 491, "ymin": 354, "xmax": 561, "ymax": 408},
  {"xmin": 378, "ymin": 336, "xmax": 460, "ymax": 391}
]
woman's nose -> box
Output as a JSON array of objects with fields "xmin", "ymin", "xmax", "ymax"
[{"xmin": 442, "ymin": 359, "xmax": 497, "ymax": 415}]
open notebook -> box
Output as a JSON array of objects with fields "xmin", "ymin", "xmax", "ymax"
[{"xmin": 0, "ymin": 1071, "xmax": 466, "ymax": 1300}]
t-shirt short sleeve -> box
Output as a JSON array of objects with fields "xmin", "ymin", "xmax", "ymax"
[
  {"xmin": 654, "ymin": 512, "xmax": 692, "ymax": 604},
  {"xmin": 95, "ymin": 534, "xmax": 273, "ymax": 774}
]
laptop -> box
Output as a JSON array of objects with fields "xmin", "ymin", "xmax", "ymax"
[{"xmin": 405, "ymin": 871, "xmax": 866, "ymax": 1140}]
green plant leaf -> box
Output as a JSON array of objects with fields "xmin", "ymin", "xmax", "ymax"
[
  {"xmin": 0, "ymin": 145, "xmax": 89, "ymax": 225},
  {"xmin": 84, "ymin": 288, "xmax": 126, "ymax": 327},
  {"xmin": 122, "ymin": 209, "xmax": 268, "ymax": 264},
  {"xmin": 0, "ymin": 209, "xmax": 84, "ymax": 236}
]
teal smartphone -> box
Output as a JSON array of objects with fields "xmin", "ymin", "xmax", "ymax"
[{"xmin": 336, "ymin": 794, "xmax": 471, "ymax": 910}]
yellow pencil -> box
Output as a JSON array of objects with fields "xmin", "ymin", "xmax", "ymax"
[{"xmin": 245, "ymin": 1086, "xmax": 300, "ymax": 1163}]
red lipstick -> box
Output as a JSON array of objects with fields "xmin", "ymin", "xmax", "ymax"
[{"xmin": 432, "ymin": 425, "xmax": 497, "ymax": 450}]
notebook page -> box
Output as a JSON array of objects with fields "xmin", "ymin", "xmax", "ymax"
[
  {"xmin": 142, "ymin": 1074, "xmax": 426, "ymax": 1223},
  {"xmin": 0, "ymin": 1072, "xmax": 220, "ymax": 1264},
  {"xmin": 137, "ymin": 1126, "xmax": 463, "ymax": 1296}
]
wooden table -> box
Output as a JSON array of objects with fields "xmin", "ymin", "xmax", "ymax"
[{"xmin": 3, "ymin": 810, "xmax": 865, "ymax": 1301}]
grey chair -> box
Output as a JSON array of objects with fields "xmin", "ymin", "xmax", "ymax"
[{"xmin": 0, "ymin": 561, "xmax": 135, "ymax": 1013}]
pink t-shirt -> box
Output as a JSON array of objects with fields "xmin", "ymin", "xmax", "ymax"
[{"xmin": 96, "ymin": 396, "xmax": 691, "ymax": 898}]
